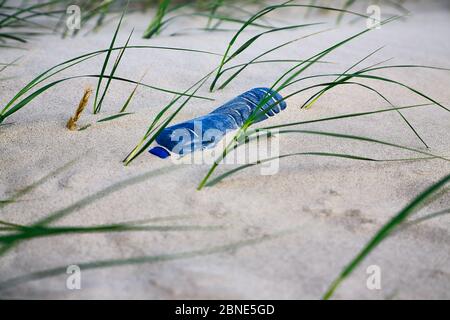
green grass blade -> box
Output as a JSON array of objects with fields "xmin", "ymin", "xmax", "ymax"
[
  {"xmin": 0, "ymin": 0, "xmax": 62, "ymax": 26},
  {"xmin": 330, "ymin": 71, "xmax": 450, "ymax": 113},
  {"xmin": 0, "ymin": 73, "xmax": 212, "ymax": 122},
  {"xmin": 300, "ymin": 80, "xmax": 430, "ymax": 148},
  {"xmin": 97, "ymin": 112, "xmax": 133, "ymax": 123},
  {"xmin": 0, "ymin": 33, "xmax": 26, "ymax": 43},
  {"xmin": 202, "ymin": 125, "xmax": 445, "ymax": 187},
  {"xmin": 301, "ymin": 46, "xmax": 386, "ymax": 109},
  {"xmin": 95, "ymin": 28, "xmax": 134, "ymax": 113},
  {"xmin": 119, "ymin": 70, "xmax": 147, "ymax": 113},
  {"xmin": 323, "ymin": 173, "xmax": 450, "ymax": 299},
  {"xmin": 205, "ymin": 152, "xmax": 380, "ymax": 187},
  {"xmin": 274, "ymin": 129, "xmax": 448, "ymax": 161},
  {"xmin": 0, "ymin": 223, "xmax": 224, "ymax": 244},
  {"xmin": 216, "ymin": 28, "xmax": 332, "ymax": 90},
  {"xmin": 260, "ymin": 103, "xmax": 433, "ymax": 131},
  {"xmin": 0, "ymin": 166, "xmax": 184, "ymax": 258},
  {"xmin": 93, "ymin": 7, "xmax": 126, "ymax": 113},
  {"xmin": 225, "ymin": 23, "xmax": 324, "ymax": 63},
  {"xmin": 142, "ymin": 0, "xmax": 171, "ymax": 39},
  {"xmin": 401, "ymin": 208, "xmax": 450, "ymax": 230},
  {"xmin": 206, "ymin": 0, "xmax": 224, "ymax": 28}
]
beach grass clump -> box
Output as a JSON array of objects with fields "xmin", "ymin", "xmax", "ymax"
[
  {"xmin": 0, "ymin": 0, "xmax": 64, "ymax": 46},
  {"xmin": 140, "ymin": 0, "xmax": 404, "ymax": 39},
  {"xmin": 122, "ymin": 4, "xmax": 449, "ymax": 168},
  {"xmin": 142, "ymin": 0, "xmax": 268, "ymax": 39},
  {"xmin": 0, "ymin": 0, "xmax": 409, "ymax": 43},
  {"xmin": 208, "ymin": 1, "xmax": 371, "ymax": 92},
  {"xmin": 123, "ymin": 2, "xmax": 376, "ymax": 165},
  {"xmin": 0, "ymin": 9, "xmax": 218, "ymax": 125},
  {"xmin": 196, "ymin": 14, "xmax": 450, "ymax": 190}
]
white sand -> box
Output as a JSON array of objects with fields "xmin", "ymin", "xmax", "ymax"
[{"xmin": 0, "ymin": 1, "xmax": 449, "ymax": 299}]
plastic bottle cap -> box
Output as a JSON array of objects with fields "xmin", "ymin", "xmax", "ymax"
[{"xmin": 149, "ymin": 146, "xmax": 171, "ymax": 159}]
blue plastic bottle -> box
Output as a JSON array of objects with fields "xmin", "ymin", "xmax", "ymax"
[{"xmin": 149, "ymin": 87, "xmax": 286, "ymax": 159}]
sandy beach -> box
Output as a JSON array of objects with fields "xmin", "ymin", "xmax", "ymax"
[{"xmin": 0, "ymin": 0, "xmax": 449, "ymax": 299}]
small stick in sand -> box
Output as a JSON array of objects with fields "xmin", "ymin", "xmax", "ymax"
[{"xmin": 67, "ymin": 87, "xmax": 93, "ymax": 131}]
